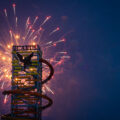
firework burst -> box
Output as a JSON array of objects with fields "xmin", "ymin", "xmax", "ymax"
[{"xmin": 0, "ymin": 3, "xmax": 70, "ymax": 104}]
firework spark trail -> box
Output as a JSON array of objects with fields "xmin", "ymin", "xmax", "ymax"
[
  {"xmin": 0, "ymin": 43, "xmax": 6, "ymax": 50},
  {"xmin": 4, "ymin": 95, "xmax": 8, "ymax": 104},
  {"xmin": 49, "ymin": 59, "xmax": 59, "ymax": 63},
  {"xmin": 58, "ymin": 52, "xmax": 67, "ymax": 54},
  {"xmin": 42, "ymin": 87, "xmax": 46, "ymax": 94},
  {"xmin": 37, "ymin": 27, "xmax": 43, "ymax": 33},
  {"xmin": 61, "ymin": 56, "xmax": 71, "ymax": 59},
  {"xmin": 32, "ymin": 35, "xmax": 38, "ymax": 41},
  {"xmin": 4, "ymin": 52, "xmax": 11, "ymax": 56},
  {"xmin": 49, "ymin": 27, "xmax": 60, "ymax": 36},
  {"xmin": 30, "ymin": 27, "xmax": 43, "ymax": 45},
  {"xmin": 26, "ymin": 17, "xmax": 30, "ymax": 30},
  {"xmin": 53, "ymin": 38, "xmax": 66, "ymax": 44},
  {"xmin": 9, "ymin": 30, "xmax": 13, "ymax": 40},
  {"xmin": 37, "ymin": 28, "xmax": 44, "ymax": 43},
  {"xmin": 12, "ymin": 4, "xmax": 18, "ymax": 30},
  {"xmin": 0, "ymin": 75, "xmax": 5, "ymax": 86},
  {"xmin": 24, "ymin": 26, "xmax": 32, "ymax": 40},
  {"xmin": 24, "ymin": 17, "xmax": 32, "ymax": 40},
  {"xmin": 40, "ymin": 41, "xmax": 53, "ymax": 48},
  {"xmin": 54, "ymin": 59, "xmax": 65, "ymax": 67},
  {"xmin": 48, "ymin": 51, "xmax": 70, "ymax": 67},
  {"xmin": 53, "ymin": 52, "xmax": 68, "ymax": 59},
  {"xmin": 16, "ymin": 17, "xmax": 18, "ymax": 27},
  {"xmin": 44, "ymin": 38, "xmax": 66, "ymax": 49},
  {"xmin": 51, "ymin": 57, "xmax": 69, "ymax": 65},
  {"xmin": 1, "ymin": 81, "xmax": 5, "ymax": 89},
  {"xmin": 44, "ymin": 44, "xmax": 54, "ymax": 49},
  {"xmin": 55, "ymin": 52, "xmax": 70, "ymax": 62},
  {"xmin": 44, "ymin": 84, "xmax": 54, "ymax": 95},
  {"xmin": 27, "ymin": 16, "xmax": 39, "ymax": 40},
  {"xmin": 46, "ymin": 41, "xmax": 53, "ymax": 45},
  {"xmin": 3, "ymin": 8, "xmax": 13, "ymax": 30},
  {"xmin": 12, "ymin": 3, "xmax": 16, "ymax": 16},
  {"xmin": 32, "ymin": 16, "xmax": 39, "ymax": 27},
  {"xmin": 4, "ymin": 9, "xmax": 7, "ymax": 17},
  {"xmin": 40, "ymin": 16, "xmax": 51, "ymax": 27},
  {"xmin": 0, "ymin": 74, "xmax": 4, "ymax": 81},
  {"xmin": 13, "ymin": 34, "xmax": 19, "ymax": 45},
  {"xmin": 28, "ymin": 29, "xmax": 35, "ymax": 40}
]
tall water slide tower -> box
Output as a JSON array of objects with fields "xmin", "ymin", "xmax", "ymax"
[{"xmin": 1, "ymin": 45, "xmax": 54, "ymax": 120}]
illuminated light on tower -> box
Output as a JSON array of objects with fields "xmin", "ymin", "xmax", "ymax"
[{"xmin": 1, "ymin": 45, "xmax": 54, "ymax": 120}]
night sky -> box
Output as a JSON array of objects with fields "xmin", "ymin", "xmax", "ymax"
[{"xmin": 0, "ymin": 0, "xmax": 120, "ymax": 120}]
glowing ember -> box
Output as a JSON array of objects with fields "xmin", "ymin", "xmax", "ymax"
[
  {"xmin": 12, "ymin": 3, "xmax": 16, "ymax": 7},
  {"xmin": 7, "ymin": 45, "xmax": 11, "ymax": 49},
  {"xmin": 14, "ymin": 34, "xmax": 20, "ymax": 40},
  {"xmin": 46, "ymin": 16, "xmax": 51, "ymax": 20},
  {"xmin": 32, "ymin": 42, "xmax": 36, "ymax": 45},
  {"xmin": 4, "ymin": 95, "xmax": 8, "ymax": 104},
  {"xmin": 2, "ymin": 57, "xmax": 6, "ymax": 60}
]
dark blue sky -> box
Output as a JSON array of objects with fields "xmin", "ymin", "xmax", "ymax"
[{"xmin": 0, "ymin": 0, "xmax": 120, "ymax": 120}]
